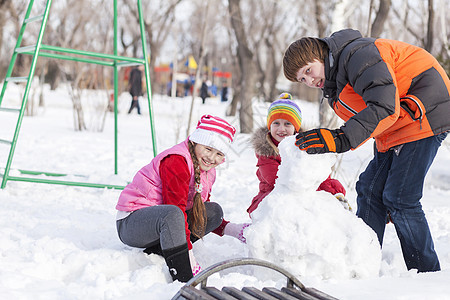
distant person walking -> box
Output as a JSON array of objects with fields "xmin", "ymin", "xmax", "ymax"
[
  {"xmin": 200, "ymin": 80, "xmax": 209, "ymax": 104},
  {"xmin": 128, "ymin": 65, "xmax": 144, "ymax": 114},
  {"xmin": 184, "ymin": 80, "xmax": 191, "ymax": 96},
  {"xmin": 221, "ymin": 82, "xmax": 228, "ymax": 102}
]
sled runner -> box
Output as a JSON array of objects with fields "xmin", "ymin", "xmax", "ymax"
[{"xmin": 172, "ymin": 258, "xmax": 339, "ymax": 300}]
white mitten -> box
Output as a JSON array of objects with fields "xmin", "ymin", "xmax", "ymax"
[
  {"xmin": 224, "ymin": 222, "xmax": 251, "ymax": 243},
  {"xmin": 188, "ymin": 250, "xmax": 202, "ymax": 276},
  {"xmin": 334, "ymin": 193, "xmax": 352, "ymax": 211}
]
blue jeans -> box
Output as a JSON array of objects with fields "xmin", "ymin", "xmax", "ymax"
[{"xmin": 356, "ymin": 132, "xmax": 447, "ymax": 272}]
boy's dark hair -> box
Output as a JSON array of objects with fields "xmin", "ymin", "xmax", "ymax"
[{"xmin": 283, "ymin": 37, "xmax": 329, "ymax": 82}]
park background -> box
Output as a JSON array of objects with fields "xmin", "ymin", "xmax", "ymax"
[{"xmin": 0, "ymin": 0, "xmax": 449, "ymax": 133}]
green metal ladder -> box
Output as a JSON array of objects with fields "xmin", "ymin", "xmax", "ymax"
[{"xmin": 0, "ymin": 0, "xmax": 157, "ymax": 190}]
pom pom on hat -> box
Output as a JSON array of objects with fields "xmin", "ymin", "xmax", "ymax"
[
  {"xmin": 189, "ymin": 115, "xmax": 236, "ymax": 156},
  {"xmin": 267, "ymin": 93, "xmax": 302, "ymax": 132}
]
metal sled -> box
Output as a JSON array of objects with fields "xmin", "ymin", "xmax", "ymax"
[{"xmin": 172, "ymin": 258, "xmax": 339, "ymax": 300}]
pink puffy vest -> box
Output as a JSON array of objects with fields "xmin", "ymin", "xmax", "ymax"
[{"xmin": 116, "ymin": 139, "xmax": 216, "ymax": 212}]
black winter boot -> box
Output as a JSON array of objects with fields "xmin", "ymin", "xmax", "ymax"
[
  {"xmin": 162, "ymin": 244, "xmax": 193, "ymax": 282},
  {"xmin": 143, "ymin": 243, "xmax": 163, "ymax": 256}
]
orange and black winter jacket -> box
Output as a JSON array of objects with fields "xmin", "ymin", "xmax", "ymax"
[{"xmin": 321, "ymin": 29, "xmax": 450, "ymax": 152}]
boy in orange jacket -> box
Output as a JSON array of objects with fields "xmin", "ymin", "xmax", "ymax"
[{"xmin": 283, "ymin": 28, "xmax": 450, "ymax": 272}]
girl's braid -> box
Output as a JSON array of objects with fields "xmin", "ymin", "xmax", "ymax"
[{"xmin": 188, "ymin": 141, "xmax": 206, "ymax": 238}]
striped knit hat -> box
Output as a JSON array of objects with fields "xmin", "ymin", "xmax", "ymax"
[
  {"xmin": 189, "ymin": 115, "xmax": 236, "ymax": 156},
  {"xmin": 267, "ymin": 93, "xmax": 302, "ymax": 132}
]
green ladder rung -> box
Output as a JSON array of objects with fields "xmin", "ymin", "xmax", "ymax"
[
  {"xmin": 5, "ymin": 77, "xmax": 29, "ymax": 83},
  {"xmin": 17, "ymin": 169, "xmax": 85, "ymax": 177},
  {"xmin": 0, "ymin": 107, "xmax": 20, "ymax": 112},
  {"xmin": 0, "ymin": 168, "xmax": 127, "ymax": 189},
  {"xmin": 24, "ymin": 14, "xmax": 44, "ymax": 24},
  {"xmin": 6, "ymin": 175, "xmax": 125, "ymax": 190},
  {"xmin": 16, "ymin": 44, "xmax": 145, "ymax": 66},
  {"xmin": 0, "ymin": 139, "xmax": 12, "ymax": 145},
  {"xmin": 15, "ymin": 45, "xmax": 37, "ymax": 53},
  {"xmin": 116, "ymin": 61, "xmax": 145, "ymax": 67},
  {"xmin": 40, "ymin": 44, "xmax": 145, "ymax": 63}
]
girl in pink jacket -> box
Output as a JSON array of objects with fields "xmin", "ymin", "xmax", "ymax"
[
  {"xmin": 214, "ymin": 93, "xmax": 347, "ymax": 241},
  {"xmin": 116, "ymin": 115, "xmax": 236, "ymax": 282}
]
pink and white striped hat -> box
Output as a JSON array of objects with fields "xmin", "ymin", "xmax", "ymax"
[{"xmin": 189, "ymin": 115, "xmax": 236, "ymax": 155}]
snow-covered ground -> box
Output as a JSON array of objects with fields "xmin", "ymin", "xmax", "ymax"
[{"xmin": 1, "ymin": 84, "xmax": 450, "ymax": 299}]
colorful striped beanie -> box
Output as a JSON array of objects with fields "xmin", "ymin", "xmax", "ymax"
[
  {"xmin": 267, "ymin": 93, "xmax": 302, "ymax": 132},
  {"xmin": 189, "ymin": 115, "xmax": 236, "ymax": 156}
]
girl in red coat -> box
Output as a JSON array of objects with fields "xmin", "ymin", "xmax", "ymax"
[
  {"xmin": 116, "ymin": 115, "xmax": 236, "ymax": 282},
  {"xmin": 213, "ymin": 93, "xmax": 348, "ymax": 241}
]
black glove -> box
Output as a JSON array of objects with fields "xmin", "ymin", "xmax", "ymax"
[{"xmin": 295, "ymin": 128, "xmax": 351, "ymax": 154}]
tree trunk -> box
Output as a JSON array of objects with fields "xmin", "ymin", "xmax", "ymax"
[
  {"xmin": 0, "ymin": 1, "xmax": 10, "ymax": 59},
  {"xmin": 314, "ymin": 0, "xmax": 326, "ymax": 37},
  {"xmin": 46, "ymin": 60, "xmax": 61, "ymax": 90},
  {"xmin": 72, "ymin": 88, "xmax": 86, "ymax": 131},
  {"xmin": 314, "ymin": 0, "xmax": 340, "ymax": 128},
  {"xmin": 227, "ymin": 85, "xmax": 240, "ymax": 116},
  {"xmin": 228, "ymin": 0, "xmax": 254, "ymax": 133},
  {"xmin": 370, "ymin": 0, "xmax": 391, "ymax": 37},
  {"xmin": 425, "ymin": 0, "xmax": 434, "ymax": 52},
  {"xmin": 64, "ymin": 71, "xmax": 87, "ymax": 131},
  {"xmin": 265, "ymin": 38, "xmax": 279, "ymax": 102},
  {"xmin": 186, "ymin": 1, "xmax": 210, "ymax": 137}
]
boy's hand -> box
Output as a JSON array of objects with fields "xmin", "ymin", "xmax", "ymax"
[{"xmin": 295, "ymin": 128, "xmax": 351, "ymax": 154}]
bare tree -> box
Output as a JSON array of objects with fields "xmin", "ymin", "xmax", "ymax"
[
  {"xmin": 370, "ymin": 0, "xmax": 392, "ymax": 37},
  {"xmin": 436, "ymin": 0, "xmax": 449, "ymax": 74},
  {"xmin": 249, "ymin": 1, "xmax": 286, "ymax": 102},
  {"xmin": 45, "ymin": 0, "xmax": 111, "ymax": 131},
  {"xmin": 0, "ymin": 0, "xmax": 12, "ymax": 59},
  {"xmin": 227, "ymin": 0, "xmax": 255, "ymax": 133},
  {"xmin": 2, "ymin": 0, "xmax": 29, "ymax": 78},
  {"xmin": 330, "ymin": 0, "xmax": 357, "ymax": 33},
  {"xmin": 314, "ymin": 0, "xmax": 326, "ymax": 37},
  {"xmin": 425, "ymin": 0, "xmax": 434, "ymax": 52},
  {"xmin": 186, "ymin": 1, "xmax": 210, "ymax": 137},
  {"xmin": 65, "ymin": 66, "xmax": 86, "ymax": 131},
  {"xmin": 124, "ymin": 0, "xmax": 184, "ymax": 94},
  {"xmin": 391, "ymin": 0, "xmax": 429, "ymax": 47}
]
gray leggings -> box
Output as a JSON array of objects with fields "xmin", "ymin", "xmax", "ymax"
[{"xmin": 116, "ymin": 201, "xmax": 223, "ymax": 251}]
